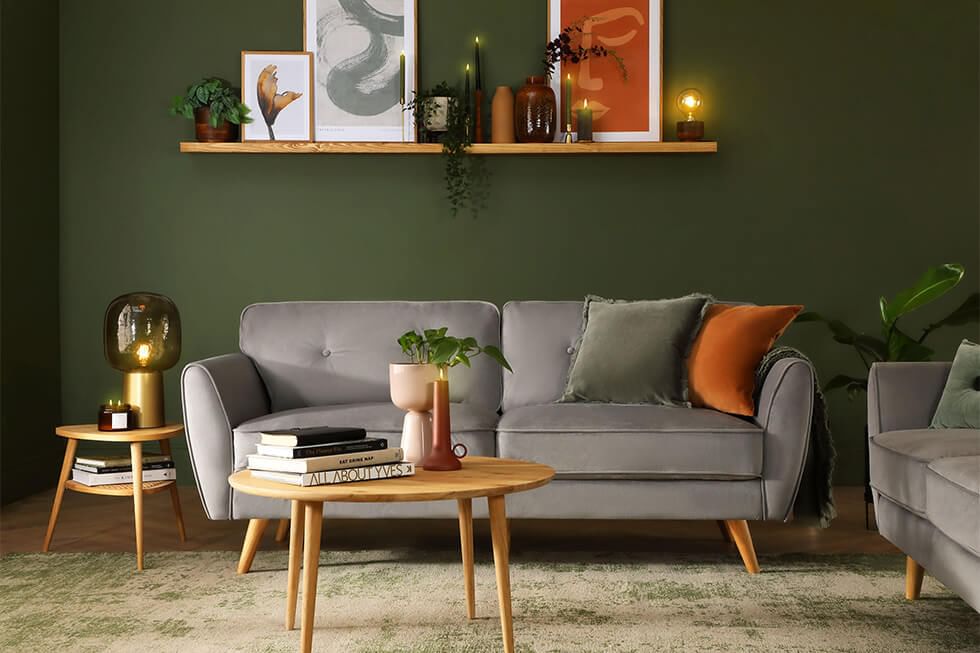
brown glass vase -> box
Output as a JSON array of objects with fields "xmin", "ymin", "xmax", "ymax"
[
  {"xmin": 422, "ymin": 378, "xmax": 468, "ymax": 471},
  {"xmin": 193, "ymin": 107, "xmax": 236, "ymax": 142},
  {"xmin": 515, "ymin": 76, "xmax": 557, "ymax": 143}
]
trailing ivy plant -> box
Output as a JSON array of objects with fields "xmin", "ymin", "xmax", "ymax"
[
  {"xmin": 405, "ymin": 82, "xmax": 488, "ymax": 217},
  {"xmin": 170, "ymin": 77, "xmax": 252, "ymax": 127},
  {"xmin": 798, "ymin": 263, "xmax": 979, "ymax": 398},
  {"xmin": 397, "ymin": 327, "xmax": 512, "ymax": 376}
]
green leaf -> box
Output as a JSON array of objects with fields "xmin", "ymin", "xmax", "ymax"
[
  {"xmin": 887, "ymin": 327, "xmax": 934, "ymax": 361},
  {"xmin": 430, "ymin": 338, "xmax": 462, "ymax": 367},
  {"xmin": 921, "ymin": 292, "xmax": 980, "ymax": 339},
  {"xmin": 880, "ymin": 263, "xmax": 965, "ymax": 328},
  {"xmin": 823, "ymin": 374, "xmax": 867, "ymax": 399},
  {"xmin": 456, "ymin": 352, "xmax": 471, "ymax": 367},
  {"xmin": 794, "ymin": 312, "xmax": 823, "ymax": 323},
  {"xmin": 481, "ymin": 345, "xmax": 512, "ymax": 372}
]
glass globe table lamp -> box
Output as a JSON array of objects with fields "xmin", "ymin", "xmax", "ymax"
[
  {"xmin": 104, "ymin": 292, "xmax": 181, "ymax": 428},
  {"xmin": 676, "ymin": 88, "xmax": 705, "ymax": 142}
]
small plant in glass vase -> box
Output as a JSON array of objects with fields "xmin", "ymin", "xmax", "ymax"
[{"xmin": 390, "ymin": 328, "xmax": 511, "ymax": 467}]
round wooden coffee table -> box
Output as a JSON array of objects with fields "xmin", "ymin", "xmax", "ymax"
[{"xmin": 228, "ymin": 456, "xmax": 554, "ymax": 653}]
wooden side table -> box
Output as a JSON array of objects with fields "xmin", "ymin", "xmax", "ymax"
[{"xmin": 42, "ymin": 423, "xmax": 187, "ymax": 571}]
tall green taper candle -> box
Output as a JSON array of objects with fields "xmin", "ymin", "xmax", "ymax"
[
  {"xmin": 474, "ymin": 37, "xmax": 482, "ymax": 90},
  {"xmin": 399, "ymin": 51, "xmax": 406, "ymax": 105},
  {"xmin": 565, "ymin": 74, "xmax": 572, "ymax": 128}
]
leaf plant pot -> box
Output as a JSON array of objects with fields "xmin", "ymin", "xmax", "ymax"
[
  {"xmin": 389, "ymin": 363, "xmax": 441, "ymax": 464},
  {"xmin": 193, "ymin": 107, "xmax": 236, "ymax": 142}
]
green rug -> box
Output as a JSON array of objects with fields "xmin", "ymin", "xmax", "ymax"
[{"xmin": 0, "ymin": 550, "xmax": 977, "ymax": 652}]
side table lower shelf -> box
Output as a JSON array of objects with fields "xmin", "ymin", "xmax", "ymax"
[{"xmin": 65, "ymin": 479, "xmax": 176, "ymax": 497}]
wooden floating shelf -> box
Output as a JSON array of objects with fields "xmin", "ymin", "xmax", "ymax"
[{"xmin": 179, "ymin": 141, "xmax": 717, "ymax": 155}]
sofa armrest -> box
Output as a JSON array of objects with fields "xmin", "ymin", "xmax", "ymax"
[
  {"xmin": 181, "ymin": 353, "xmax": 270, "ymax": 519},
  {"xmin": 754, "ymin": 357, "xmax": 815, "ymax": 520},
  {"xmin": 867, "ymin": 362, "xmax": 951, "ymax": 438}
]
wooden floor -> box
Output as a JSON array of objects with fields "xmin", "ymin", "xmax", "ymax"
[{"xmin": 0, "ymin": 485, "xmax": 895, "ymax": 556}]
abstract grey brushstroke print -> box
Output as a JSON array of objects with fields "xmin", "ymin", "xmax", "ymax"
[{"xmin": 314, "ymin": 0, "xmax": 404, "ymax": 126}]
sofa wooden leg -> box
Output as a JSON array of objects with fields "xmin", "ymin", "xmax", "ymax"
[
  {"xmin": 725, "ymin": 520, "xmax": 760, "ymax": 574},
  {"xmin": 905, "ymin": 556, "xmax": 924, "ymax": 600},
  {"xmin": 716, "ymin": 520, "xmax": 733, "ymax": 543},
  {"xmin": 274, "ymin": 519, "xmax": 289, "ymax": 543},
  {"xmin": 237, "ymin": 518, "xmax": 270, "ymax": 574}
]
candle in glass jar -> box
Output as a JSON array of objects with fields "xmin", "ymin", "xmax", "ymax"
[
  {"xmin": 98, "ymin": 400, "xmax": 133, "ymax": 431},
  {"xmin": 577, "ymin": 98, "xmax": 593, "ymax": 142}
]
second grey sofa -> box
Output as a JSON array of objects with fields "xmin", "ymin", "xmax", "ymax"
[{"xmin": 182, "ymin": 300, "xmax": 817, "ymax": 574}]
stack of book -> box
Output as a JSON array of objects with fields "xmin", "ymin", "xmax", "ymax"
[
  {"xmin": 246, "ymin": 426, "xmax": 415, "ymax": 486},
  {"xmin": 72, "ymin": 454, "xmax": 176, "ymax": 486}
]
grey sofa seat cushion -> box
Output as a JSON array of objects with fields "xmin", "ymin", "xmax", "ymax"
[
  {"xmin": 926, "ymin": 455, "xmax": 980, "ymax": 555},
  {"xmin": 232, "ymin": 402, "xmax": 499, "ymax": 471},
  {"xmin": 497, "ymin": 403, "xmax": 762, "ymax": 479},
  {"xmin": 869, "ymin": 428, "xmax": 980, "ymax": 513}
]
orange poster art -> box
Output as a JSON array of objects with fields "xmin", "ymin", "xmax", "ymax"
[{"xmin": 552, "ymin": 0, "xmax": 659, "ymax": 139}]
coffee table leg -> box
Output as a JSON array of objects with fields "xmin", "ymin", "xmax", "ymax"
[
  {"xmin": 457, "ymin": 498, "xmax": 476, "ymax": 619},
  {"xmin": 300, "ymin": 501, "xmax": 323, "ymax": 653},
  {"xmin": 159, "ymin": 439, "xmax": 186, "ymax": 543},
  {"xmin": 42, "ymin": 437, "xmax": 78, "ymax": 552},
  {"xmin": 488, "ymin": 495, "xmax": 514, "ymax": 653},
  {"xmin": 286, "ymin": 500, "xmax": 305, "ymax": 630},
  {"xmin": 131, "ymin": 442, "xmax": 144, "ymax": 572}
]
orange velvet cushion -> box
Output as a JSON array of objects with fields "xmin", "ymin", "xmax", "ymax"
[{"xmin": 688, "ymin": 304, "xmax": 803, "ymax": 416}]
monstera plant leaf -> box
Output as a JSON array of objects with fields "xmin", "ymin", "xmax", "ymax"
[
  {"xmin": 920, "ymin": 292, "xmax": 980, "ymax": 339},
  {"xmin": 879, "ymin": 263, "xmax": 965, "ymax": 329},
  {"xmin": 797, "ymin": 313, "xmax": 887, "ymax": 362},
  {"xmin": 886, "ymin": 327, "xmax": 934, "ymax": 362}
]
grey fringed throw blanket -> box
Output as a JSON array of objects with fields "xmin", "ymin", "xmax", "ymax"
[{"xmin": 755, "ymin": 347, "xmax": 837, "ymax": 528}]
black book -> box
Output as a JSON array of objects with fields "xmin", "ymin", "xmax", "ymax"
[
  {"xmin": 73, "ymin": 460, "xmax": 176, "ymax": 474},
  {"xmin": 259, "ymin": 426, "xmax": 368, "ymax": 448},
  {"xmin": 255, "ymin": 437, "xmax": 387, "ymax": 459}
]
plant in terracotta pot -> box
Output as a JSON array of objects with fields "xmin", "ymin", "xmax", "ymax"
[
  {"xmin": 170, "ymin": 78, "xmax": 252, "ymax": 142},
  {"xmin": 393, "ymin": 328, "xmax": 511, "ymax": 470}
]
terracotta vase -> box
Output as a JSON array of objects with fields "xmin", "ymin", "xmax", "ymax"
[
  {"xmin": 422, "ymin": 377, "xmax": 468, "ymax": 471},
  {"xmin": 491, "ymin": 86, "xmax": 515, "ymax": 144},
  {"xmin": 389, "ymin": 363, "xmax": 441, "ymax": 463},
  {"xmin": 193, "ymin": 107, "xmax": 236, "ymax": 142},
  {"xmin": 515, "ymin": 76, "xmax": 557, "ymax": 143}
]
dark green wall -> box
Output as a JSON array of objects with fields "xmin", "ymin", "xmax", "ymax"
[
  {"xmin": 59, "ymin": 0, "xmax": 978, "ymax": 486},
  {"xmin": 1, "ymin": 0, "xmax": 62, "ymax": 504}
]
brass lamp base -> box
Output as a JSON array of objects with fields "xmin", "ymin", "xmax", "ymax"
[{"xmin": 123, "ymin": 370, "xmax": 164, "ymax": 428}]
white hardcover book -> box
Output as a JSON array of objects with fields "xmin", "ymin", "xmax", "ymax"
[
  {"xmin": 71, "ymin": 467, "xmax": 177, "ymax": 486},
  {"xmin": 74, "ymin": 454, "xmax": 171, "ymax": 467},
  {"xmin": 251, "ymin": 462, "xmax": 415, "ymax": 487},
  {"xmin": 247, "ymin": 448, "xmax": 403, "ymax": 474}
]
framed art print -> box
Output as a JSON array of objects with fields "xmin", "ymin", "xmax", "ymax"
[
  {"xmin": 304, "ymin": 0, "xmax": 417, "ymax": 142},
  {"xmin": 241, "ymin": 51, "xmax": 314, "ymax": 142},
  {"xmin": 548, "ymin": 0, "xmax": 662, "ymax": 142}
]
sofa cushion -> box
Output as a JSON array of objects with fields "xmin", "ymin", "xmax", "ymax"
[
  {"xmin": 930, "ymin": 340, "xmax": 980, "ymax": 429},
  {"xmin": 497, "ymin": 403, "xmax": 762, "ymax": 479},
  {"xmin": 926, "ymin": 455, "xmax": 980, "ymax": 555},
  {"xmin": 239, "ymin": 301, "xmax": 502, "ymax": 412},
  {"xmin": 233, "ymin": 402, "xmax": 498, "ymax": 470},
  {"xmin": 869, "ymin": 428, "xmax": 980, "ymax": 513}
]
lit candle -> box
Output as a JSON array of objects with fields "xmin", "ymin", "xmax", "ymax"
[
  {"xmin": 464, "ymin": 63, "xmax": 471, "ymax": 111},
  {"xmin": 577, "ymin": 98, "xmax": 593, "ymax": 142},
  {"xmin": 565, "ymin": 73, "xmax": 573, "ymax": 130},
  {"xmin": 399, "ymin": 51, "xmax": 406, "ymax": 105},
  {"xmin": 474, "ymin": 37, "xmax": 482, "ymax": 91}
]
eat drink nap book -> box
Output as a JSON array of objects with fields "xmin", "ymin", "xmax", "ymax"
[
  {"xmin": 255, "ymin": 437, "xmax": 387, "ymax": 459},
  {"xmin": 259, "ymin": 426, "xmax": 367, "ymax": 447},
  {"xmin": 248, "ymin": 447, "xmax": 403, "ymax": 474},
  {"xmin": 252, "ymin": 462, "xmax": 415, "ymax": 487}
]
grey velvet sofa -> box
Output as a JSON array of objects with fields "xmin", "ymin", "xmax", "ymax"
[
  {"xmin": 182, "ymin": 301, "xmax": 817, "ymax": 573},
  {"xmin": 868, "ymin": 362, "xmax": 980, "ymax": 611}
]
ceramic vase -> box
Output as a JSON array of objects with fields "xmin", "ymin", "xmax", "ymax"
[
  {"xmin": 389, "ymin": 363, "xmax": 441, "ymax": 464},
  {"xmin": 491, "ymin": 86, "xmax": 515, "ymax": 143},
  {"xmin": 193, "ymin": 107, "xmax": 236, "ymax": 142},
  {"xmin": 515, "ymin": 76, "xmax": 557, "ymax": 143},
  {"xmin": 422, "ymin": 377, "xmax": 468, "ymax": 471}
]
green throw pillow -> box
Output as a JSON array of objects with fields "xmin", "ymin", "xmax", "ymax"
[
  {"xmin": 931, "ymin": 339, "xmax": 980, "ymax": 429},
  {"xmin": 559, "ymin": 294, "xmax": 711, "ymax": 406}
]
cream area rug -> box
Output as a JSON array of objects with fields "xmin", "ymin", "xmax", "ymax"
[{"xmin": 0, "ymin": 550, "xmax": 977, "ymax": 652}]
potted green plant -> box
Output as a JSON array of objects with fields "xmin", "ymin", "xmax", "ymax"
[
  {"xmin": 405, "ymin": 83, "xmax": 487, "ymax": 217},
  {"xmin": 170, "ymin": 78, "xmax": 252, "ymax": 143},
  {"xmin": 390, "ymin": 328, "xmax": 511, "ymax": 467},
  {"xmin": 799, "ymin": 263, "xmax": 979, "ymax": 397}
]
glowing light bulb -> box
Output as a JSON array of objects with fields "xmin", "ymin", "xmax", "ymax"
[
  {"xmin": 135, "ymin": 343, "xmax": 152, "ymax": 367},
  {"xmin": 676, "ymin": 88, "xmax": 703, "ymax": 121}
]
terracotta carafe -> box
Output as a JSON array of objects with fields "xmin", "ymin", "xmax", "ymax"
[
  {"xmin": 491, "ymin": 86, "xmax": 515, "ymax": 143},
  {"xmin": 422, "ymin": 376, "xmax": 468, "ymax": 471}
]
